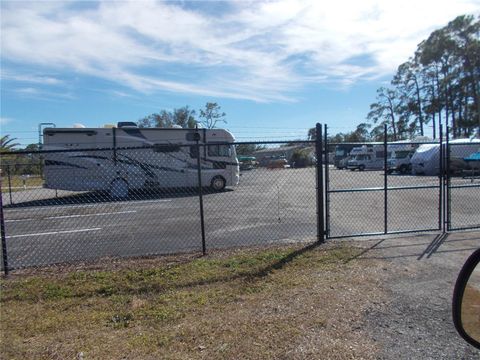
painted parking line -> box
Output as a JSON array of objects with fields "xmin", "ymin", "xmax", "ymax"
[
  {"xmin": 6, "ymin": 228, "xmax": 102, "ymax": 239},
  {"xmin": 4, "ymin": 199, "xmax": 173, "ymax": 213},
  {"xmin": 46, "ymin": 210, "xmax": 136, "ymax": 220},
  {"xmin": 4, "ymin": 203, "xmax": 100, "ymax": 212},
  {"xmin": 5, "ymin": 210, "xmax": 137, "ymax": 223}
]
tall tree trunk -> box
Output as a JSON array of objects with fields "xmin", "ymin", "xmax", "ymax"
[
  {"xmin": 432, "ymin": 110, "xmax": 437, "ymax": 139},
  {"xmin": 435, "ymin": 67, "xmax": 443, "ymax": 129},
  {"xmin": 414, "ymin": 77, "xmax": 424, "ymax": 136},
  {"xmin": 387, "ymin": 98, "xmax": 397, "ymax": 140}
]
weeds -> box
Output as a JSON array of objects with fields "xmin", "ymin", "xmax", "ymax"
[{"xmin": 1, "ymin": 244, "xmax": 380, "ymax": 359}]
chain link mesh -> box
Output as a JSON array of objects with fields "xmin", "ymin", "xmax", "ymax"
[
  {"xmin": 1, "ymin": 141, "xmax": 318, "ymax": 271},
  {"xmin": 327, "ymin": 140, "xmax": 444, "ymax": 237},
  {"xmin": 1, "ymin": 135, "xmax": 478, "ymax": 272},
  {"xmin": 448, "ymin": 143, "xmax": 480, "ymax": 230}
]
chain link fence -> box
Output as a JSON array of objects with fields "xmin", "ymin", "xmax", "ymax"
[
  {"xmin": 1, "ymin": 124, "xmax": 479, "ymax": 274},
  {"xmin": 325, "ymin": 124, "xmax": 480, "ymax": 238},
  {"xmin": 1, "ymin": 140, "xmax": 318, "ymax": 272},
  {"xmin": 447, "ymin": 142, "xmax": 480, "ymax": 231}
]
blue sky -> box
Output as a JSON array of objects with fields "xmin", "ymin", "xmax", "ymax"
[{"xmin": 1, "ymin": 0, "xmax": 479, "ymax": 146}]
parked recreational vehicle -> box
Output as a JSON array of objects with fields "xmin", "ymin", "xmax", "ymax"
[
  {"xmin": 386, "ymin": 138, "xmax": 433, "ymax": 174},
  {"xmin": 386, "ymin": 142, "xmax": 417, "ymax": 174},
  {"xmin": 43, "ymin": 123, "xmax": 240, "ymax": 197},
  {"xmin": 411, "ymin": 138, "xmax": 480, "ymax": 175},
  {"xmin": 334, "ymin": 144, "xmax": 360, "ymax": 169},
  {"xmin": 387, "ymin": 149, "xmax": 415, "ymax": 174},
  {"xmin": 347, "ymin": 144, "xmax": 385, "ymax": 171}
]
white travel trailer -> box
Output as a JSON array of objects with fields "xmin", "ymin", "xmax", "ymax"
[
  {"xmin": 411, "ymin": 138, "xmax": 480, "ymax": 176},
  {"xmin": 43, "ymin": 123, "xmax": 240, "ymax": 197}
]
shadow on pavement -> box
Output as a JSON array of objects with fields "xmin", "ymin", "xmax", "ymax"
[
  {"xmin": 344, "ymin": 232, "xmax": 479, "ymax": 262},
  {"xmin": 4, "ymin": 187, "xmax": 233, "ymax": 209}
]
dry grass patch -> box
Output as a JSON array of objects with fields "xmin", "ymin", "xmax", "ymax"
[{"xmin": 1, "ymin": 243, "xmax": 387, "ymax": 359}]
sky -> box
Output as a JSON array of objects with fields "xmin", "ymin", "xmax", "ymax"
[{"xmin": 1, "ymin": 0, "xmax": 479, "ymax": 146}]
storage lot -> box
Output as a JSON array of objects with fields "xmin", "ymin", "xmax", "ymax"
[{"xmin": 2, "ymin": 167, "xmax": 479, "ymax": 269}]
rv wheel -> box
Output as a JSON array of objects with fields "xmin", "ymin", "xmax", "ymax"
[
  {"xmin": 110, "ymin": 178, "xmax": 129, "ymax": 199},
  {"xmin": 359, "ymin": 165, "xmax": 365, "ymax": 171},
  {"xmin": 399, "ymin": 164, "xmax": 408, "ymax": 174},
  {"xmin": 211, "ymin": 176, "xmax": 226, "ymax": 191}
]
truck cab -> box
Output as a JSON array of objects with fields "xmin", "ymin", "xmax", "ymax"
[{"xmin": 387, "ymin": 150, "xmax": 414, "ymax": 174}]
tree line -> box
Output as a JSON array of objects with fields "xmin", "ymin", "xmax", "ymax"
[
  {"xmin": 1, "ymin": 136, "xmax": 41, "ymax": 175},
  {"xmin": 368, "ymin": 14, "xmax": 479, "ymax": 141},
  {"xmin": 137, "ymin": 102, "xmax": 226, "ymax": 129},
  {"xmin": 311, "ymin": 14, "xmax": 480, "ymax": 142}
]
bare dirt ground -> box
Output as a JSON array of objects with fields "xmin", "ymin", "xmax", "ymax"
[{"xmin": 344, "ymin": 230, "xmax": 480, "ymax": 359}]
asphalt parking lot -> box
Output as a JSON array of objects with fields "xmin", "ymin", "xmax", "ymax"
[{"xmin": 1, "ymin": 167, "xmax": 479, "ymax": 269}]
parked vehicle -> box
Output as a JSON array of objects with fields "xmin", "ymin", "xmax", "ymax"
[
  {"xmin": 387, "ymin": 150, "xmax": 415, "ymax": 174},
  {"xmin": 411, "ymin": 138, "xmax": 480, "ymax": 176},
  {"xmin": 43, "ymin": 123, "xmax": 240, "ymax": 198},
  {"xmin": 266, "ymin": 156, "xmax": 289, "ymax": 169},
  {"xmin": 337, "ymin": 156, "xmax": 351, "ymax": 170},
  {"xmin": 347, "ymin": 145, "xmax": 385, "ymax": 171},
  {"xmin": 386, "ymin": 138, "xmax": 431, "ymax": 174},
  {"xmin": 237, "ymin": 156, "xmax": 258, "ymax": 171},
  {"xmin": 334, "ymin": 144, "xmax": 361, "ymax": 169}
]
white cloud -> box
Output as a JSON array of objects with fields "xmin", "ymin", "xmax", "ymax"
[
  {"xmin": 14, "ymin": 87, "xmax": 75, "ymax": 101},
  {"xmin": 2, "ymin": 71, "xmax": 63, "ymax": 85},
  {"xmin": 1, "ymin": 0, "xmax": 478, "ymax": 102},
  {"xmin": 0, "ymin": 117, "xmax": 13, "ymax": 126}
]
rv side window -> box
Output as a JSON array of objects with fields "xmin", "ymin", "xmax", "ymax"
[
  {"xmin": 154, "ymin": 144, "xmax": 181, "ymax": 153},
  {"xmin": 190, "ymin": 146, "xmax": 199, "ymax": 158},
  {"xmin": 208, "ymin": 144, "xmax": 230, "ymax": 157}
]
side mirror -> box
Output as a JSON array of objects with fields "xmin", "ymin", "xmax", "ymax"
[{"xmin": 452, "ymin": 248, "xmax": 480, "ymax": 349}]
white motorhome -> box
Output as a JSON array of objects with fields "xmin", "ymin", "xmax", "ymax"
[
  {"xmin": 347, "ymin": 144, "xmax": 385, "ymax": 171},
  {"xmin": 43, "ymin": 123, "xmax": 240, "ymax": 197},
  {"xmin": 386, "ymin": 138, "xmax": 431, "ymax": 174},
  {"xmin": 411, "ymin": 138, "xmax": 480, "ymax": 176}
]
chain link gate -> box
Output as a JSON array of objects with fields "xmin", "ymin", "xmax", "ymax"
[
  {"xmin": 445, "ymin": 127, "xmax": 480, "ymax": 231},
  {"xmin": 1, "ymin": 123, "xmax": 478, "ymax": 274},
  {"xmin": 322, "ymin": 123, "xmax": 480, "ymax": 239}
]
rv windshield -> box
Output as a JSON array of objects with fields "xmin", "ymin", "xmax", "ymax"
[{"xmin": 208, "ymin": 144, "xmax": 231, "ymax": 157}]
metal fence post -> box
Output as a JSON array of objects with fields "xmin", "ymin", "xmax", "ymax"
[
  {"xmin": 446, "ymin": 126, "xmax": 451, "ymax": 231},
  {"xmin": 0, "ymin": 178, "xmax": 9, "ymax": 276},
  {"xmin": 384, "ymin": 124, "xmax": 388, "ymax": 234},
  {"xmin": 195, "ymin": 127, "xmax": 207, "ymax": 254},
  {"xmin": 324, "ymin": 124, "xmax": 330, "ymax": 239},
  {"xmin": 439, "ymin": 123, "xmax": 444, "ymax": 232},
  {"xmin": 112, "ymin": 126, "xmax": 117, "ymax": 165},
  {"xmin": 7, "ymin": 165, "xmax": 13, "ymax": 205},
  {"xmin": 315, "ymin": 123, "xmax": 325, "ymax": 243}
]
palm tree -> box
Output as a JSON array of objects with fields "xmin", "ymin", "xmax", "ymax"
[{"xmin": 1, "ymin": 135, "xmax": 20, "ymax": 152}]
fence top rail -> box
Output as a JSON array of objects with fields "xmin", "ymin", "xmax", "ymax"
[
  {"xmin": 1, "ymin": 140, "xmax": 316, "ymax": 156},
  {"xmin": 328, "ymin": 141, "xmax": 441, "ymax": 146}
]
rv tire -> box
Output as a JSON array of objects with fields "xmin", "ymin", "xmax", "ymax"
[
  {"xmin": 399, "ymin": 164, "xmax": 408, "ymax": 174},
  {"xmin": 358, "ymin": 165, "xmax": 365, "ymax": 171},
  {"xmin": 110, "ymin": 178, "xmax": 129, "ymax": 199},
  {"xmin": 211, "ymin": 176, "xmax": 226, "ymax": 191}
]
